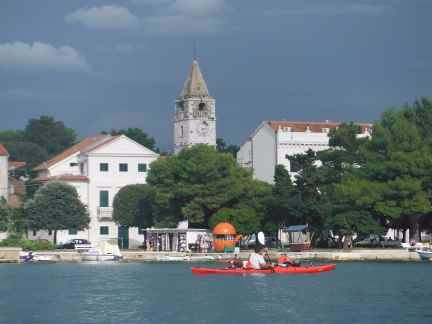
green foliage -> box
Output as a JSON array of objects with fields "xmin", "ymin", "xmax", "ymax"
[
  {"xmin": 0, "ymin": 130, "xmax": 24, "ymax": 143},
  {"xmin": 24, "ymin": 182, "xmax": 90, "ymax": 244},
  {"xmin": 109, "ymin": 128, "xmax": 157, "ymax": 151},
  {"xmin": 4, "ymin": 141, "xmax": 48, "ymax": 168},
  {"xmin": 209, "ymin": 208, "xmax": 261, "ymax": 234},
  {"xmin": 268, "ymin": 165, "xmax": 297, "ymax": 226},
  {"xmin": 24, "ymin": 116, "xmax": 76, "ymax": 157},
  {"xmin": 0, "ymin": 201, "xmax": 25, "ymax": 235},
  {"xmin": 330, "ymin": 98, "xmax": 432, "ymax": 240},
  {"xmin": 268, "ymin": 122, "xmax": 387, "ymax": 244},
  {"xmin": 0, "ymin": 201, "xmax": 10, "ymax": 232},
  {"xmin": 290, "ymin": 150, "xmax": 327, "ymax": 227},
  {"xmin": 113, "ymin": 184, "xmax": 154, "ymax": 228},
  {"xmin": 147, "ymin": 145, "xmax": 271, "ymax": 229},
  {"xmin": 216, "ymin": 138, "xmax": 240, "ymax": 157},
  {"xmin": 0, "ymin": 235, "xmax": 54, "ymax": 250}
]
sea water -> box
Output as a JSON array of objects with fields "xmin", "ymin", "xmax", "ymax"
[{"xmin": 0, "ymin": 262, "xmax": 431, "ymax": 324}]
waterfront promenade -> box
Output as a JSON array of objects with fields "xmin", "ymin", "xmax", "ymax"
[{"xmin": 0, "ymin": 247, "xmax": 426, "ymax": 263}]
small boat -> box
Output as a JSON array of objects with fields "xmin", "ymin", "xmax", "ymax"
[
  {"xmin": 191, "ymin": 264, "xmax": 336, "ymax": 275},
  {"xmin": 157, "ymin": 255, "xmax": 217, "ymax": 262},
  {"xmin": 401, "ymin": 242, "xmax": 424, "ymax": 251},
  {"xmin": 80, "ymin": 240, "xmax": 122, "ymax": 262},
  {"xmin": 19, "ymin": 251, "xmax": 55, "ymax": 263},
  {"xmin": 416, "ymin": 248, "xmax": 432, "ymax": 261}
]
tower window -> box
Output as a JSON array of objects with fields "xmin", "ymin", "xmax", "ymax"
[
  {"xmin": 198, "ymin": 102, "xmax": 206, "ymax": 111},
  {"xmin": 181, "ymin": 125, "xmax": 184, "ymax": 137}
]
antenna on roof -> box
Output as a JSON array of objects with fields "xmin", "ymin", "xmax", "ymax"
[{"xmin": 193, "ymin": 40, "xmax": 198, "ymax": 60}]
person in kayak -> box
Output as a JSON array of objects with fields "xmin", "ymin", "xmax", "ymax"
[
  {"xmin": 227, "ymin": 254, "xmax": 243, "ymax": 269},
  {"xmin": 248, "ymin": 245, "xmax": 273, "ymax": 270},
  {"xmin": 277, "ymin": 254, "xmax": 301, "ymax": 267}
]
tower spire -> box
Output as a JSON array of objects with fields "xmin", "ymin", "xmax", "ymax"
[{"xmin": 179, "ymin": 58, "xmax": 209, "ymax": 98}]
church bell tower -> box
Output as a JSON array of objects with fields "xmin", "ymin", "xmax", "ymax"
[{"xmin": 174, "ymin": 58, "xmax": 216, "ymax": 154}]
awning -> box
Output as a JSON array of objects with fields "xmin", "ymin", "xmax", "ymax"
[{"xmin": 282, "ymin": 225, "xmax": 309, "ymax": 233}]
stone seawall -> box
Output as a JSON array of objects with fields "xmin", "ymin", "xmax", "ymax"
[
  {"xmin": 0, "ymin": 247, "xmax": 21, "ymax": 263},
  {"xmin": 0, "ymin": 248, "xmax": 424, "ymax": 263},
  {"xmin": 277, "ymin": 249, "xmax": 422, "ymax": 262},
  {"xmin": 123, "ymin": 249, "xmax": 423, "ymax": 262}
]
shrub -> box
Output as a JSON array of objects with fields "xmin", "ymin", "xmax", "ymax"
[
  {"xmin": 0, "ymin": 236, "xmax": 54, "ymax": 250},
  {"xmin": 21, "ymin": 239, "xmax": 54, "ymax": 251}
]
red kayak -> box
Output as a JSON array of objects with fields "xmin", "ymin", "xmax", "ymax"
[{"xmin": 191, "ymin": 264, "xmax": 336, "ymax": 275}]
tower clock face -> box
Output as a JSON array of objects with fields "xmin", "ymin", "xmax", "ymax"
[{"xmin": 196, "ymin": 121, "xmax": 209, "ymax": 136}]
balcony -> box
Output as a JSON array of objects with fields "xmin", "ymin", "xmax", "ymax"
[{"xmin": 97, "ymin": 207, "xmax": 113, "ymax": 221}]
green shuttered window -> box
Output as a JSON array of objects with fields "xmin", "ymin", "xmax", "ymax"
[
  {"xmin": 99, "ymin": 190, "xmax": 109, "ymax": 207},
  {"xmin": 100, "ymin": 163, "xmax": 108, "ymax": 172},
  {"xmin": 138, "ymin": 163, "xmax": 147, "ymax": 172}
]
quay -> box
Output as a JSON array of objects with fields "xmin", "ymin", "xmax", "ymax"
[{"xmin": 0, "ymin": 247, "xmax": 425, "ymax": 263}]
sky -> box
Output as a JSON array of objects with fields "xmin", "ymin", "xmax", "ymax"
[{"xmin": 0, "ymin": 0, "xmax": 431, "ymax": 151}]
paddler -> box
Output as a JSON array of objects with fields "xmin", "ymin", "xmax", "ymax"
[
  {"xmin": 248, "ymin": 245, "xmax": 273, "ymax": 270},
  {"xmin": 227, "ymin": 254, "xmax": 243, "ymax": 269},
  {"xmin": 277, "ymin": 254, "xmax": 301, "ymax": 267}
]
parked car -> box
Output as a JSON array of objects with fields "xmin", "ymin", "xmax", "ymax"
[
  {"xmin": 57, "ymin": 239, "xmax": 91, "ymax": 250},
  {"xmin": 354, "ymin": 235, "xmax": 401, "ymax": 248}
]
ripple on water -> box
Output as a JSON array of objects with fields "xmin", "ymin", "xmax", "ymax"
[{"xmin": 0, "ymin": 262, "xmax": 431, "ymax": 324}]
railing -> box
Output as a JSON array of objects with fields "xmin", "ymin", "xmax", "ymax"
[{"xmin": 97, "ymin": 207, "xmax": 113, "ymax": 220}]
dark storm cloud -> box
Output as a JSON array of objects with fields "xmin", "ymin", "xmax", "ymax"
[{"xmin": 0, "ymin": 0, "xmax": 430, "ymax": 151}]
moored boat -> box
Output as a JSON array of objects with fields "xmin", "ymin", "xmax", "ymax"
[
  {"xmin": 191, "ymin": 264, "xmax": 336, "ymax": 275},
  {"xmin": 19, "ymin": 251, "xmax": 56, "ymax": 263},
  {"xmin": 157, "ymin": 255, "xmax": 217, "ymax": 262},
  {"xmin": 416, "ymin": 249, "xmax": 432, "ymax": 261},
  {"xmin": 80, "ymin": 240, "xmax": 122, "ymax": 262}
]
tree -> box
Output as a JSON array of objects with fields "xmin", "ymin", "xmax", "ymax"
[
  {"xmin": 5, "ymin": 141, "xmax": 48, "ymax": 168},
  {"xmin": 109, "ymin": 128, "xmax": 157, "ymax": 151},
  {"xmin": 0, "ymin": 130, "xmax": 24, "ymax": 143},
  {"xmin": 24, "ymin": 116, "xmax": 76, "ymax": 157},
  {"xmin": 209, "ymin": 208, "xmax": 261, "ymax": 234},
  {"xmin": 0, "ymin": 199, "xmax": 10, "ymax": 232},
  {"xmin": 146, "ymin": 145, "xmax": 271, "ymax": 229},
  {"xmin": 312, "ymin": 123, "xmax": 381, "ymax": 247},
  {"xmin": 113, "ymin": 184, "xmax": 154, "ymax": 228},
  {"xmin": 334, "ymin": 99, "xmax": 432, "ymax": 241},
  {"xmin": 268, "ymin": 165, "xmax": 299, "ymax": 227},
  {"xmin": 24, "ymin": 182, "xmax": 90, "ymax": 244},
  {"xmin": 0, "ymin": 200, "xmax": 26, "ymax": 236},
  {"xmin": 216, "ymin": 138, "xmax": 240, "ymax": 157},
  {"xmin": 290, "ymin": 150, "xmax": 327, "ymax": 229}
]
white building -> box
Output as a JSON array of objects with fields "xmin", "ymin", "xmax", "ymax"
[
  {"xmin": 174, "ymin": 58, "xmax": 216, "ymax": 153},
  {"xmin": 237, "ymin": 120, "xmax": 372, "ymax": 183},
  {"xmin": 0, "ymin": 144, "xmax": 9, "ymax": 202},
  {"xmin": 32, "ymin": 134, "xmax": 159, "ymax": 248}
]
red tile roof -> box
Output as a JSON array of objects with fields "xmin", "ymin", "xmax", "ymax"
[
  {"xmin": 34, "ymin": 175, "xmax": 89, "ymax": 182},
  {"xmin": 81, "ymin": 135, "xmax": 121, "ymax": 154},
  {"xmin": 34, "ymin": 134, "xmax": 110, "ymax": 171},
  {"xmin": 0, "ymin": 144, "xmax": 9, "ymax": 156},
  {"xmin": 268, "ymin": 120, "xmax": 372, "ymax": 133},
  {"xmin": 8, "ymin": 161, "xmax": 26, "ymax": 170}
]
